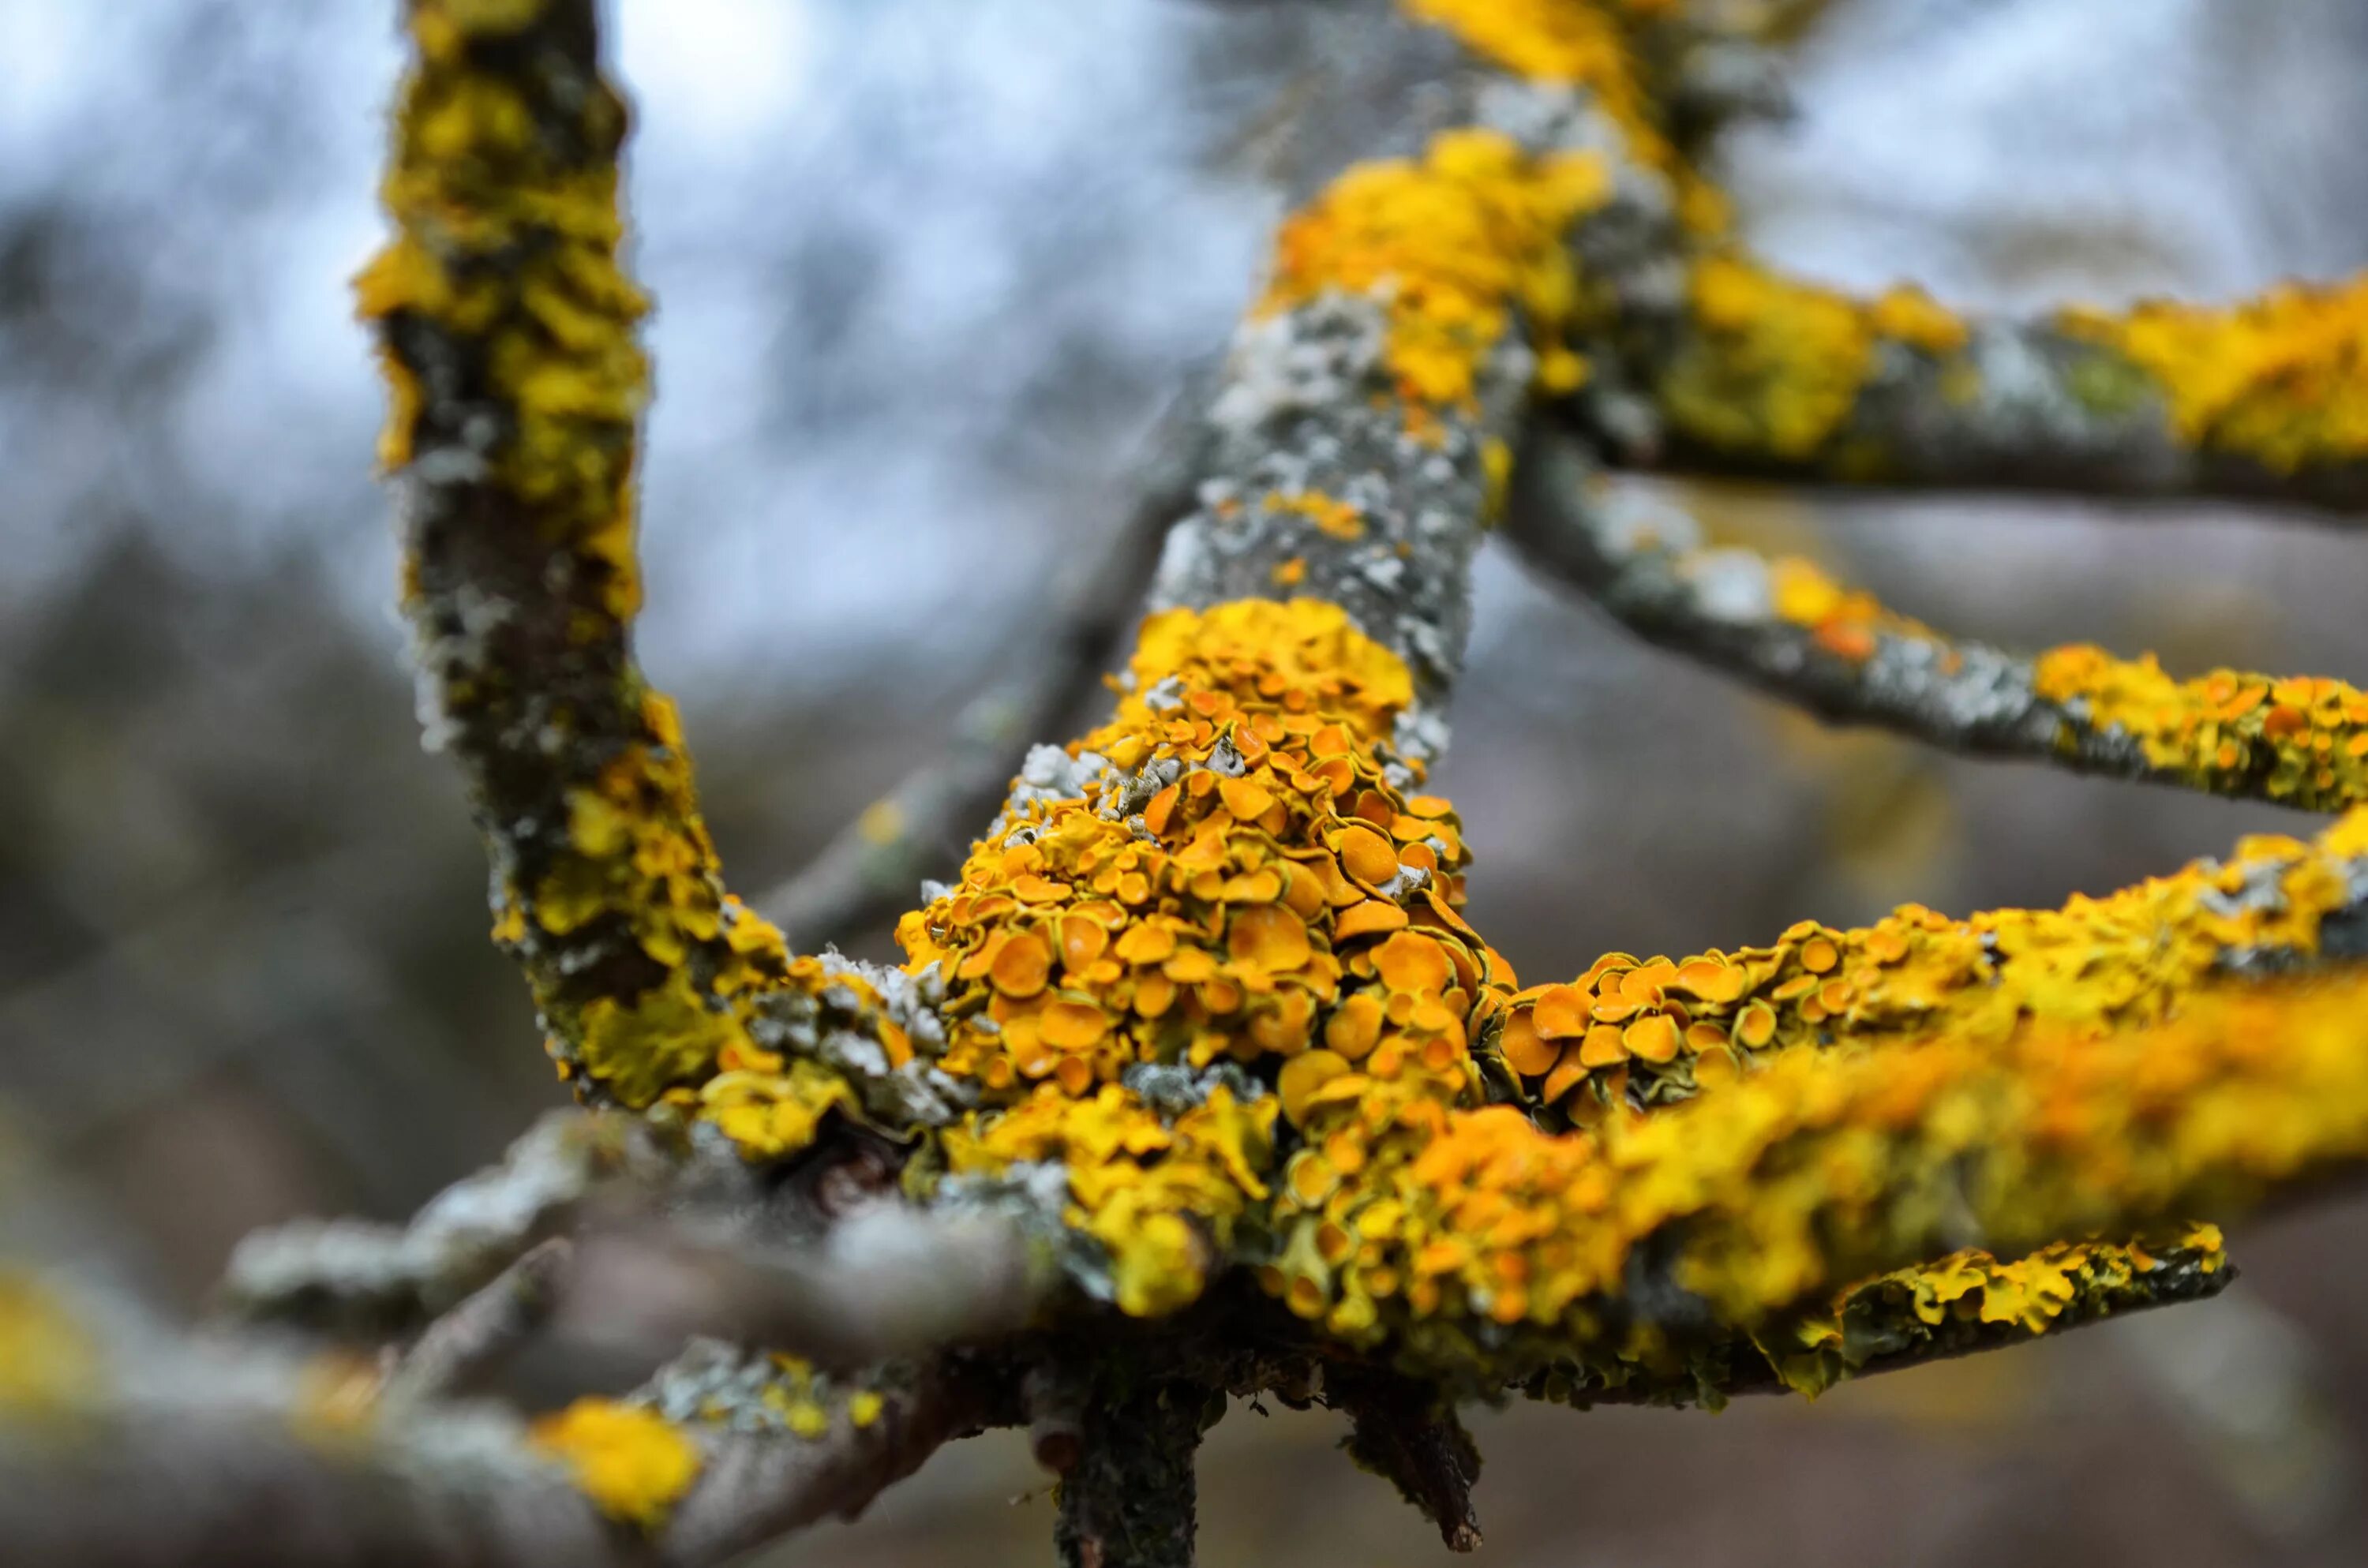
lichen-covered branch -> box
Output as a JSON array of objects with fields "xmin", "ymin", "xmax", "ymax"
[
  {"xmin": 227, "ymin": 0, "xmax": 2368, "ymax": 1560},
  {"xmin": 1508, "ymin": 428, "xmax": 2368, "ymax": 810},
  {"xmin": 1576, "ymin": 967, "xmax": 2368, "ymax": 1351},
  {"xmin": 1574, "ymin": 248, "xmax": 2368, "ymax": 512},
  {"xmin": 0, "ymin": 1267, "xmax": 987, "ymax": 1568},
  {"xmin": 358, "ymin": 0, "xmax": 907, "ymax": 1129},
  {"xmin": 1494, "ymin": 810, "xmax": 2368, "ymax": 1122}
]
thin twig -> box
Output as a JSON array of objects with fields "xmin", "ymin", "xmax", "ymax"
[{"xmin": 757, "ymin": 376, "xmax": 1212, "ymax": 949}]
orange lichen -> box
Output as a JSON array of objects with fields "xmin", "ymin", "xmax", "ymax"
[
  {"xmin": 900, "ymin": 597, "xmax": 1517, "ymax": 1315},
  {"xmin": 2062, "ymin": 271, "xmax": 2368, "ymax": 473},
  {"xmin": 2034, "ymin": 647, "xmax": 2368, "ymax": 810},
  {"xmin": 899, "ymin": 597, "xmax": 1497, "ymax": 1095},
  {"xmin": 1260, "ymin": 128, "xmax": 1609, "ymax": 408},
  {"xmin": 1504, "ymin": 811, "xmax": 2367, "ymax": 1117},
  {"xmin": 530, "ymin": 1398, "xmax": 701, "ymax": 1529},
  {"xmin": 1263, "ymin": 489, "xmax": 1367, "ymax": 542},
  {"xmin": 1275, "ymin": 949, "xmax": 2340, "ymax": 1379}
]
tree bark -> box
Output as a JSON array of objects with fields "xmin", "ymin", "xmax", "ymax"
[{"xmin": 1055, "ymin": 1375, "xmax": 1215, "ymax": 1568}]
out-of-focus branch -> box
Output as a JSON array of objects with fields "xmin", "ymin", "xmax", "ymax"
[
  {"xmin": 755, "ymin": 382, "xmax": 1209, "ymax": 950},
  {"xmin": 1573, "ymin": 249, "xmax": 2368, "ymax": 514},
  {"xmin": 1506, "ymin": 427, "xmax": 2368, "ymax": 811},
  {"xmin": 219, "ymin": 1109, "xmax": 669, "ymax": 1333},
  {"xmin": 559, "ymin": 1202, "xmax": 1053, "ymax": 1373},
  {"xmin": 220, "ymin": 1106, "xmax": 1053, "ymax": 1376},
  {"xmin": 0, "ymin": 1267, "xmax": 988, "ymax": 1568},
  {"xmin": 385, "ymin": 1237, "xmax": 575, "ymax": 1402}
]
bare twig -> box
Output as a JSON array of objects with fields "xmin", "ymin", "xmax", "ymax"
[
  {"xmin": 560, "ymin": 1202, "xmax": 1053, "ymax": 1373},
  {"xmin": 756, "ymin": 379, "xmax": 1211, "ymax": 949},
  {"xmin": 1333, "ymin": 1370, "xmax": 1483, "ymax": 1552},
  {"xmin": 218, "ymin": 1110, "xmax": 668, "ymax": 1334},
  {"xmin": 385, "ymin": 1237, "xmax": 575, "ymax": 1404}
]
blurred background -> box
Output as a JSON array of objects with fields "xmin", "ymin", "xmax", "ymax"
[{"xmin": 3, "ymin": 0, "xmax": 2366, "ymax": 1562}]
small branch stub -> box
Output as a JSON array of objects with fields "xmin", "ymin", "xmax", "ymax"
[{"xmin": 1055, "ymin": 1375, "xmax": 1216, "ymax": 1568}]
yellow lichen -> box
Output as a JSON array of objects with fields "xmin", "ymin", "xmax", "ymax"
[
  {"xmin": 356, "ymin": 0, "xmax": 650, "ymax": 617},
  {"xmin": 1399, "ymin": 0, "xmax": 1673, "ymax": 173},
  {"xmin": 531, "ymin": 1398, "xmax": 701, "ymax": 1530},
  {"xmin": 1260, "ymin": 128, "xmax": 1609, "ymax": 409},
  {"xmin": 943, "ymin": 1084, "xmax": 1279, "ymax": 1316},
  {"xmin": 1659, "ymin": 255, "xmax": 1969, "ymax": 465},
  {"xmin": 1278, "ymin": 952, "xmax": 2356, "ymax": 1379},
  {"xmin": 0, "ymin": 1273, "xmax": 96, "ymax": 1422},
  {"xmin": 361, "ymin": 0, "xmax": 874, "ymax": 1133},
  {"xmin": 2062, "ymin": 271, "xmax": 2368, "ymax": 473},
  {"xmin": 2034, "ymin": 647, "xmax": 2368, "ymax": 811},
  {"xmin": 1663, "ymin": 255, "xmax": 1875, "ymax": 461},
  {"xmin": 1766, "ymin": 1226, "xmax": 2227, "ymax": 1397},
  {"xmin": 1592, "ymin": 974, "xmax": 2368, "ymax": 1334}
]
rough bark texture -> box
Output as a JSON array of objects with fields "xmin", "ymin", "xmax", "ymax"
[{"xmin": 1055, "ymin": 1374, "xmax": 1215, "ymax": 1568}]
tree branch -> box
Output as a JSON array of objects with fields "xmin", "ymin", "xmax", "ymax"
[
  {"xmin": 360, "ymin": 0, "xmax": 896, "ymax": 1125},
  {"xmin": 1572, "ymin": 248, "xmax": 2368, "ymax": 515},
  {"xmin": 1493, "ymin": 808, "xmax": 2368, "ymax": 1121},
  {"xmin": 0, "ymin": 1269, "xmax": 988, "ymax": 1568},
  {"xmin": 219, "ymin": 1109, "xmax": 668, "ymax": 1334},
  {"xmin": 1505, "ymin": 425, "xmax": 2368, "ymax": 810},
  {"xmin": 1055, "ymin": 1373, "xmax": 1212, "ymax": 1568}
]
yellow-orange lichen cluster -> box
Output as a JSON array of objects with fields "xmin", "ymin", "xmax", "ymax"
[
  {"xmin": 899, "ymin": 598, "xmax": 1501, "ymax": 1095},
  {"xmin": 1760, "ymin": 1226, "xmax": 2227, "ymax": 1397},
  {"xmin": 530, "ymin": 1398, "xmax": 701, "ymax": 1530},
  {"xmin": 1661, "ymin": 255, "xmax": 1968, "ymax": 464},
  {"xmin": 1272, "ymin": 947, "xmax": 2368, "ymax": 1381},
  {"xmin": 2065, "ymin": 271, "xmax": 2368, "ymax": 475},
  {"xmin": 1499, "ymin": 818, "xmax": 2363, "ymax": 1120},
  {"xmin": 2035, "ymin": 647, "xmax": 2368, "ymax": 811},
  {"xmin": 942, "ymin": 1084, "xmax": 1278, "ymax": 1316},
  {"xmin": 1763, "ymin": 554, "xmax": 1938, "ymax": 664},
  {"xmin": 899, "ymin": 598, "xmax": 1519, "ymax": 1315},
  {"xmin": 1595, "ymin": 970, "xmax": 2368, "ymax": 1332},
  {"xmin": 1261, "ymin": 128, "xmax": 1608, "ymax": 407}
]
